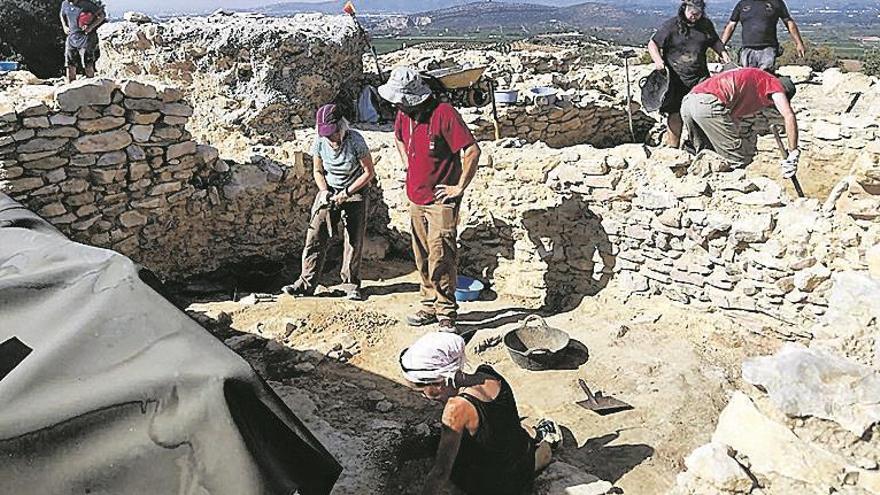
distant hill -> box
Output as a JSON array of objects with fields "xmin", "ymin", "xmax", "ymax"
[
  {"xmin": 254, "ymin": 0, "xmax": 880, "ymax": 16},
  {"xmin": 257, "ymin": 0, "xmax": 588, "ymax": 15}
]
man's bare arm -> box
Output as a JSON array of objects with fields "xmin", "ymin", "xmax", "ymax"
[
  {"xmin": 720, "ymin": 21, "xmax": 738, "ymax": 46},
  {"xmin": 772, "ymin": 92, "xmax": 798, "ymax": 151},
  {"xmin": 647, "ymin": 39, "xmax": 665, "ymax": 71},
  {"xmin": 784, "ymin": 19, "xmax": 806, "ymax": 57},
  {"xmin": 395, "ymin": 139, "xmax": 408, "ymax": 169}
]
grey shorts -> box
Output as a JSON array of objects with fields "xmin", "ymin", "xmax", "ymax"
[
  {"xmin": 65, "ymin": 40, "xmax": 100, "ymax": 68},
  {"xmin": 739, "ymin": 46, "xmax": 779, "ymax": 71}
]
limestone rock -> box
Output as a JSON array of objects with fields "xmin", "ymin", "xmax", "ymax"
[
  {"xmin": 732, "ymin": 214, "xmax": 774, "ymax": 243},
  {"xmin": 742, "ymin": 343, "xmax": 880, "ymax": 436},
  {"xmin": 793, "ymin": 263, "xmax": 831, "ymax": 292},
  {"xmin": 533, "ymin": 461, "xmax": 614, "ymax": 495},
  {"xmin": 776, "ymin": 65, "xmax": 813, "ymax": 84},
  {"xmin": 682, "ymin": 442, "xmax": 754, "ymax": 493},
  {"xmin": 74, "ymin": 130, "xmax": 132, "ymax": 153},
  {"xmin": 634, "ymin": 189, "xmax": 678, "ymax": 210},
  {"xmin": 867, "ymin": 244, "xmax": 880, "ymax": 279},
  {"xmin": 120, "ymin": 80, "xmax": 158, "ymax": 99},
  {"xmin": 712, "ymin": 392, "xmax": 846, "ymax": 488},
  {"xmin": 55, "ymin": 79, "xmax": 116, "ymax": 112},
  {"xmin": 123, "ymin": 11, "xmax": 153, "ymax": 23}
]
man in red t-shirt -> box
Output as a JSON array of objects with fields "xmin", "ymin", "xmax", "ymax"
[
  {"xmin": 379, "ymin": 67, "xmax": 481, "ymax": 332},
  {"xmin": 680, "ymin": 67, "xmax": 799, "ymax": 177}
]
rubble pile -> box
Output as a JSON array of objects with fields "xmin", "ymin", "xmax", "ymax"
[
  {"xmin": 0, "ymin": 78, "xmax": 318, "ymax": 279},
  {"xmin": 671, "ymin": 342, "xmax": 880, "ymax": 495},
  {"xmin": 96, "ymin": 12, "xmax": 367, "ymax": 142}
]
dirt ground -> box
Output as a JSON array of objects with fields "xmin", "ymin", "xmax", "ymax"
[{"xmin": 183, "ymin": 258, "xmax": 783, "ymax": 494}]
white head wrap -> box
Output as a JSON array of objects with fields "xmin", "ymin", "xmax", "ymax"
[{"xmin": 400, "ymin": 332, "xmax": 466, "ymax": 385}]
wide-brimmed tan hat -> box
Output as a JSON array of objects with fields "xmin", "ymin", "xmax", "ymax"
[{"xmin": 378, "ymin": 66, "xmax": 432, "ymax": 107}]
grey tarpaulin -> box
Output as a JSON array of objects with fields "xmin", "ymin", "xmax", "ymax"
[{"xmin": 0, "ymin": 193, "xmax": 341, "ymax": 494}]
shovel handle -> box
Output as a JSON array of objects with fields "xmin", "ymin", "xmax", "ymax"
[{"xmin": 578, "ymin": 379, "xmax": 599, "ymax": 403}]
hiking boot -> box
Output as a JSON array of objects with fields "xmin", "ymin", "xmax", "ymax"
[
  {"xmin": 534, "ymin": 418, "xmax": 563, "ymax": 450},
  {"xmin": 282, "ymin": 281, "xmax": 313, "ymax": 297},
  {"xmin": 405, "ymin": 310, "xmax": 437, "ymax": 327},
  {"xmin": 437, "ymin": 318, "xmax": 457, "ymax": 333},
  {"xmin": 346, "ymin": 287, "xmax": 364, "ymax": 301}
]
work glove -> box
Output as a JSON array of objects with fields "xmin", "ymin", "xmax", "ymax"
[{"xmin": 780, "ymin": 149, "xmax": 800, "ymax": 179}]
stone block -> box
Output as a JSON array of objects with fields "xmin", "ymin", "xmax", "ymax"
[
  {"xmin": 45, "ymin": 168, "xmax": 67, "ymax": 184},
  {"xmin": 119, "ymin": 210, "xmax": 148, "ymax": 228},
  {"xmin": 161, "ymin": 87, "xmax": 183, "ymax": 103},
  {"xmin": 5, "ymin": 177, "xmax": 44, "ymax": 193},
  {"xmin": 671, "ymin": 270, "xmax": 705, "ymax": 287},
  {"xmin": 74, "ymin": 130, "xmax": 133, "ymax": 153},
  {"xmin": 25, "ymin": 156, "xmax": 67, "ymax": 171},
  {"xmin": 37, "ymin": 202, "xmax": 67, "ymax": 218},
  {"xmin": 793, "ymin": 264, "xmax": 831, "ymax": 292},
  {"xmin": 148, "ymin": 181, "xmax": 182, "ymax": 196},
  {"xmin": 634, "ymin": 189, "xmax": 678, "ymax": 210},
  {"xmin": 162, "ymin": 102, "xmax": 194, "ymax": 117},
  {"xmin": 38, "ymin": 127, "xmax": 80, "ymax": 138},
  {"xmin": 17, "ymin": 138, "xmax": 68, "ymax": 154},
  {"xmin": 22, "ymin": 117, "xmax": 50, "ymax": 129},
  {"xmin": 732, "ymin": 214, "xmax": 774, "ymax": 243},
  {"xmin": 152, "ymin": 126, "xmax": 181, "ymax": 141},
  {"xmin": 129, "ymin": 161, "xmax": 151, "ymax": 181},
  {"xmin": 56, "ymin": 79, "xmax": 116, "ymax": 112},
  {"xmin": 97, "ymin": 151, "xmax": 128, "ymax": 167},
  {"xmin": 123, "ymin": 98, "xmax": 163, "ymax": 112},
  {"xmin": 126, "ymin": 145, "xmax": 146, "ymax": 161},
  {"xmin": 49, "ymin": 114, "xmax": 77, "ymax": 126},
  {"xmin": 120, "ymin": 80, "xmax": 159, "ymax": 99},
  {"xmin": 77, "ymin": 117, "xmax": 126, "ymax": 133},
  {"xmin": 167, "ymin": 141, "xmax": 197, "ymax": 160},
  {"xmin": 105, "ymin": 104, "xmax": 126, "ymax": 117},
  {"xmin": 60, "ymin": 178, "xmax": 89, "ymax": 194},
  {"xmin": 131, "ymin": 125, "xmax": 154, "ymax": 142},
  {"xmin": 128, "ymin": 111, "xmax": 161, "ymax": 125},
  {"xmin": 11, "ymin": 129, "xmax": 35, "ymax": 142}
]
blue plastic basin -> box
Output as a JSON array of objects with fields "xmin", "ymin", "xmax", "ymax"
[
  {"xmin": 455, "ymin": 276, "xmax": 484, "ymax": 302},
  {"xmin": 0, "ymin": 61, "xmax": 20, "ymax": 72}
]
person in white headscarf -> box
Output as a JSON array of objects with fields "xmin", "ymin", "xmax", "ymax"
[{"xmin": 399, "ymin": 332, "xmax": 562, "ymax": 495}]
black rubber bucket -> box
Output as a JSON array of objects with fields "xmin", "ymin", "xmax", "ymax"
[{"xmin": 504, "ymin": 316, "xmax": 570, "ymax": 371}]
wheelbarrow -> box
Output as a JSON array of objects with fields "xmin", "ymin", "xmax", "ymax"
[{"xmin": 421, "ymin": 64, "xmax": 502, "ymax": 139}]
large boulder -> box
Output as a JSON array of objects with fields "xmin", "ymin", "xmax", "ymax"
[{"xmin": 742, "ymin": 343, "xmax": 880, "ymax": 436}]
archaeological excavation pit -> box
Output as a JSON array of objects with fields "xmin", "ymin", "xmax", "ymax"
[{"xmin": 2, "ymin": 12, "xmax": 880, "ymax": 495}]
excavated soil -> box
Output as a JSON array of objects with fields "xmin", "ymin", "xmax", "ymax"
[{"xmin": 185, "ymin": 259, "xmax": 782, "ymax": 494}]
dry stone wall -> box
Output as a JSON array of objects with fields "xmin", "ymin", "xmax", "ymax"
[
  {"xmin": 370, "ymin": 131, "xmax": 880, "ymax": 328},
  {"xmin": 96, "ymin": 12, "xmax": 368, "ymax": 143},
  {"xmin": 463, "ymin": 95, "xmax": 655, "ymax": 149},
  {"xmin": 0, "ymin": 78, "xmax": 316, "ymax": 280}
]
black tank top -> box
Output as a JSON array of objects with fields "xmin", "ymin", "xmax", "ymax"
[{"xmin": 450, "ymin": 365, "xmax": 536, "ymax": 495}]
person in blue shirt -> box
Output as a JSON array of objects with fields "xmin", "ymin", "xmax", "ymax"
[{"xmin": 283, "ymin": 104, "xmax": 376, "ymax": 301}]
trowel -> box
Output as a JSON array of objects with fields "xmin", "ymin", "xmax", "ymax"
[{"xmin": 575, "ymin": 379, "xmax": 632, "ymax": 416}]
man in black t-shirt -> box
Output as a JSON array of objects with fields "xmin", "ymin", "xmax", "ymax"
[
  {"xmin": 647, "ymin": 0, "xmax": 730, "ymax": 147},
  {"xmin": 721, "ymin": 0, "xmax": 806, "ymax": 71}
]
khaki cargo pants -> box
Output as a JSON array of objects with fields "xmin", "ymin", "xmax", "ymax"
[
  {"xmin": 680, "ymin": 93, "xmax": 756, "ymax": 169},
  {"xmin": 297, "ymin": 193, "xmax": 367, "ymax": 293},
  {"xmin": 410, "ymin": 201, "xmax": 460, "ymax": 320}
]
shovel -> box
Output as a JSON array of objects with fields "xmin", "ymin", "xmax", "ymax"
[
  {"xmin": 575, "ymin": 379, "xmax": 632, "ymax": 416},
  {"xmin": 770, "ymin": 124, "xmax": 805, "ymax": 198}
]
